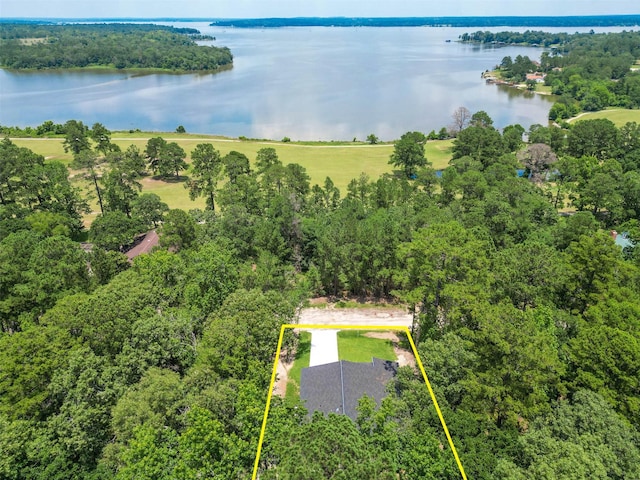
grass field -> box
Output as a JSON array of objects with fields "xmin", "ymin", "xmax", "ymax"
[
  {"xmin": 10, "ymin": 134, "xmax": 454, "ymax": 218},
  {"xmin": 568, "ymin": 108, "xmax": 640, "ymax": 127},
  {"xmin": 337, "ymin": 330, "xmax": 396, "ymax": 363},
  {"xmin": 285, "ymin": 331, "xmax": 311, "ymax": 402}
]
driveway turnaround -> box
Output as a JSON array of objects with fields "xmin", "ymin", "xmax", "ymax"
[
  {"xmin": 308, "ymin": 329, "xmax": 339, "ymax": 367},
  {"xmin": 299, "ymin": 307, "xmax": 412, "ymax": 327}
]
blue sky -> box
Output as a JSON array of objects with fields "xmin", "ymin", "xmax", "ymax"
[{"xmin": 1, "ymin": 0, "xmax": 639, "ymax": 19}]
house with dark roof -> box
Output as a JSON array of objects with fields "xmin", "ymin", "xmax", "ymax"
[
  {"xmin": 125, "ymin": 230, "xmax": 159, "ymax": 262},
  {"xmin": 300, "ymin": 358, "xmax": 398, "ymax": 420}
]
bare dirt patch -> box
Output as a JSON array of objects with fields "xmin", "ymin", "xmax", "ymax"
[
  {"xmin": 299, "ymin": 305, "xmax": 412, "ymax": 327},
  {"xmin": 273, "ymin": 353, "xmax": 291, "ymax": 397}
]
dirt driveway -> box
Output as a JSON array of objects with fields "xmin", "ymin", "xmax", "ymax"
[{"xmin": 298, "ymin": 305, "xmax": 413, "ymax": 327}]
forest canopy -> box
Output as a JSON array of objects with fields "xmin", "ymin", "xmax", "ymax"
[
  {"xmin": 1, "ymin": 111, "xmax": 640, "ymax": 478},
  {"xmin": 0, "ymin": 24, "xmax": 233, "ymax": 71}
]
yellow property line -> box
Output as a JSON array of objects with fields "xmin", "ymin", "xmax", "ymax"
[{"xmin": 252, "ymin": 324, "xmax": 468, "ymax": 480}]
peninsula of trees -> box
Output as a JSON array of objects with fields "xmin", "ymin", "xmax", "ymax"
[
  {"xmin": 466, "ymin": 29, "xmax": 640, "ymax": 119},
  {"xmin": 0, "ymin": 24, "xmax": 232, "ymax": 72}
]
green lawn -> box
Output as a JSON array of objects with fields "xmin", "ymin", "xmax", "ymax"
[
  {"xmin": 568, "ymin": 108, "xmax": 640, "ymax": 127},
  {"xmin": 535, "ymin": 85, "xmax": 553, "ymax": 95},
  {"xmin": 285, "ymin": 331, "xmax": 311, "ymax": 403},
  {"xmin": 10, "ymin": 134, "xmax": 455, "ymax": 224},
  {"xmin": 11, "ymin": 134, "xmax": 453, "ymax": 187},
  {"xmin": 337, "ymin": 330, "xmax": 396, "ymax": 363}
]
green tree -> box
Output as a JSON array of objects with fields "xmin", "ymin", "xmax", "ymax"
[
  {"xmin": 395, "ymin": 221, "xmax": 491, "ymax": 338},
  {"xmin": 452, "ymin": 122, "xmax": 507, "ymax": 167},
  {"xmin": 461, "ymin": 303, "xmax": 565, "ymax": 427},
  {"xmin": 72, "ymin": 149, "xmax": 105, "ymax": 214},
  {"xmin": 115, "ymin": 424, "xmax": 178, "ymax": 480},
  {"xmin": 145, "ymin": 136, "xmax": 167, "ymax": 175},
  {"xmin": 22, "ymin": 235, "xmax": 92, "ymax": 316},
  {"xmin": 223, "ymin": 150, "xmax": 251, "ymax": 183},
  {"xmin": 497, "ymin": 390, "xmax": 640, "ymax": 479},
  {"xmin": 159, "ymin": 209, "xmax": 197, "ymax": 251},
  {"xmin": 88, "ymin": 247, "xmax": 129, "ymax": 285},
  {"xmin": 197, "ymin": 289, "xmax": 296, "ymax": 384},
  {"xmin": 62, "ymin": 119, "xmax": 90, "ymax": 155},
  {"xmin": 101, "ymin": 166, "xmax": 142, "ymax": 217},
  {"xmin": 491, "ymin": 241, "xmax": 565, "ymax": 310},
  {"xmin": 90, "ymin": 210, "xmax": 141, "ymax": 251},
  {"xmin": 0, "ymin": 325, "xmax": 79, "ymax": 419},
  {"xmin": 24, "ymin": 211, "xmax": 73, "ymax": 237},
  {"xmin": 569, "ymin": 322, "xmax": 640, "ymax": 423},
  {"xmin": 185, "ymin": 143, "xmax": 222, "ymax": 210},
  {"xmin": 566, "ymin": 118, "xmax": 619, "ymax": 160},
  {"xmin": 48, "ymin": 347, "xmax": 124, "ymax": 467},
  {"xmin": 131, "ymin": 193, "xmax": 169, "ymax": 229},
  {"xmin": 156, "ymin": 142, "xmax": 188, "ymax": 179},
  {"xmin": 256, "ymin": 148, "xmax": 285, "ymax": 199},
  {"xmin": 366, "ymin": 133, "xmax": 379, "ymax": 144},
  {"xmin": 562, "ymin": 231, "xmax": 621, "ymax": 313},
  {"xmin": 110, "ymin": 367, "xmax": 185, "ymax": 447},
  {"xmin": 41, "ymin": 268, "xmax": 161, "ymax": 358},
  {"xmin": 90, "ymin": 122, "xmax": 117, "ymax": 155},
  {"xmin": 388, "ymin": 131, "xmax": 428, "ymax": 178},
  {"xmin": 262, "ymin": 413, "xmax": 385, "ymax": 479},
  {"xmin": 470, "ymin": 110, "xmax": 494, "ymax": 128},
  {"xmin": 502, "ymin": 124, "xmax": 525, "ymax": 152}
]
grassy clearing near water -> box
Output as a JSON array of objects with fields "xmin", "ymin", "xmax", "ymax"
[
  {"xmin": 10, "ymin": 134, "xmax": 454, "ymax": 220},
  {"xmin": 568, "ymin": 108, "xmax": 640, "ymax": 127},
  {"xmin": 337, "ymin": 330, "xmax": 396, "ymax": 363}
]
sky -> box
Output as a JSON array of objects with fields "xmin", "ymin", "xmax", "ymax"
[{"xmin": 1, "ymin": 0, "xmax": 639, "ymax": 19}]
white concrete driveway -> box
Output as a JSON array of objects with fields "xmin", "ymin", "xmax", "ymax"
[{"xmin": 308, "ymin": 329, "xmax": 339, "ymax": 367}]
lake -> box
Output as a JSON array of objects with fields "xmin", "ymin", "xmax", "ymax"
[{"xmin": 0, "ymin": 24, "xmax": 622, "ymax": 140}]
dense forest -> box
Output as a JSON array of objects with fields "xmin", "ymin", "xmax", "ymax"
[
  {"xmin": 462, "ymin": 30, "xmax": 640, "ymax": 119},
  {"xmin": 0, "ymin": 24, "xmax": 232, "ymax": 71},
  {"xmin": 1, "ymin": 111, "xmax": 640, "ymax": 478}
]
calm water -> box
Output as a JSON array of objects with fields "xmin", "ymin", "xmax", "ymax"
[{"xmin": 0, "ymin": 24, "xmax": 622, "ymax": 140}]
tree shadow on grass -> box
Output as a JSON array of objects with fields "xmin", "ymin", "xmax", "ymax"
[{"xmin": 150, "ymin": 174, "xmax": 188, "ymax": 183}]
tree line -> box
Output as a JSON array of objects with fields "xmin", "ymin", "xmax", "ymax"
[
  {"xmin": 1, "ymin": 112, "xmax": 640, "ymax": 478},
  {"xmin": 0, "ymin": 24, "xmax": 232, "ymax": 72},
  {"xmin": 466, "ymin": 29, "xmax": 640, "ymax": 118}
]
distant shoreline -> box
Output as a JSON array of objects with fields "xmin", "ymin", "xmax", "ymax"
[
  {"xmin": 210, "ymin": 15, "xmax": 640, "ymax": 28},
  {"xmin": 2, "ymin": 15, "xmax": 640, "ymax": 28}
]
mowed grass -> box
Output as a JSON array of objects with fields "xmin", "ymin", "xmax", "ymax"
[
  {"xmin": 337, "ymin": 330, "xmax": 396, "ymax": 363},
  {"xmin": 285, "ymin": 331, "xmax": 311, "ymax": 403},
  {"xmin": 10, "ymin": 134, "xmax": 454, "ymax": 218},
  {"xmin": 569, "ymin": 108, "xmax": 640, "ymax": 127}
]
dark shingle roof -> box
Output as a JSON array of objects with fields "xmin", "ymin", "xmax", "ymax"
[
  {"xmin": 300, "ymin": 358, "xmax": 398, "ymax": 420},
  {"xmin": 300, "ymin": 362, "xmax": 343, "ymax": 415}
]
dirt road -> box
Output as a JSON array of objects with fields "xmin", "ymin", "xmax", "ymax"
[{"xmin": 298, "ymin": 306, "xmax": 413, "ymax": 327}]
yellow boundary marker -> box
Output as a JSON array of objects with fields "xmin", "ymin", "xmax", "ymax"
[{"xmin": 252, "ymin": 324, "xmax": 468, "ymax": 479}]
